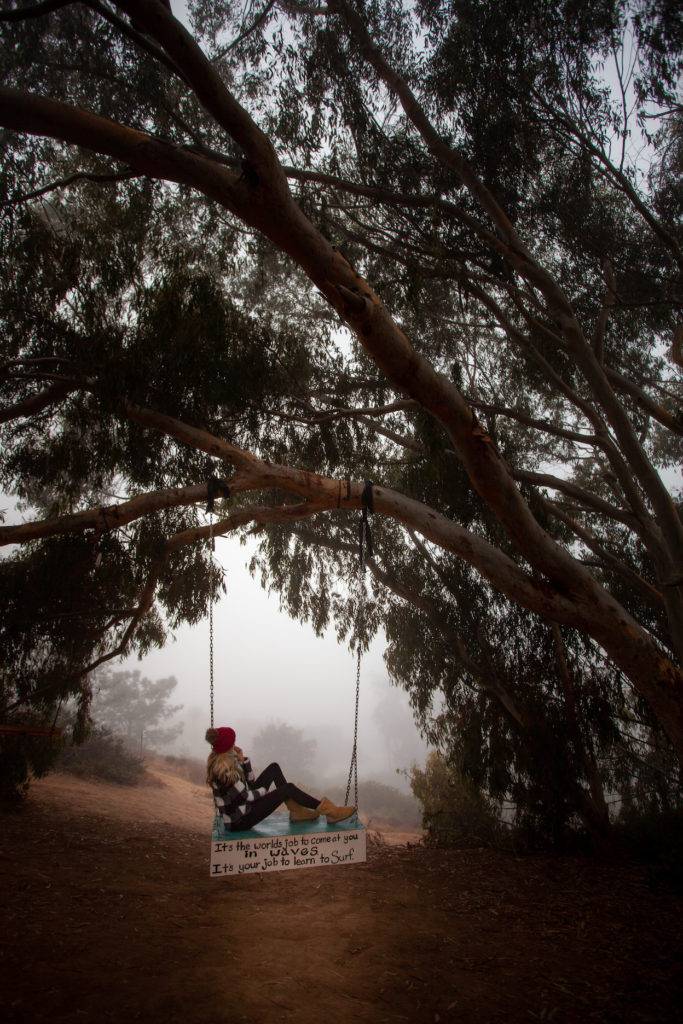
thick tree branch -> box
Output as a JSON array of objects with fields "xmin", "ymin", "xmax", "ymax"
[
  {"xmin": 605, "ymin": 365, "xmax": 683, "ymax": 436},
  {"xmin": 0, "ymin": 397, "xmax": 639, "ymax": 643},
  {"xmin": 512, "ymin": 468, "xmax": 639, "ymax": 531},
  {"xmin": 0, "ymin": 380, "xmax": 78, "ymax": 423},
  {"xmin": 133, "ymin": 404, "xmax": 683, "ymax": 749},
  {"xmin": 467, "ymin": 399, "xmax": 601, "ymax": 449},
  {"xmin": 0, "ymin": 167, "xmax": 139, "ymax": 207},
  {"xmin": 0, "ymin": 482, "xmax": 208, "ymax": 546},
  {"xmin": 0, "ymin": 86, "xmax": 247, "ymax": 210},
  {"xmin": 111, "ymin": 0, "xmax": 284, "ymax": 187},
  {"xmin": 592, "ymin": 260, "xmax": 616, "ymax": 365}
]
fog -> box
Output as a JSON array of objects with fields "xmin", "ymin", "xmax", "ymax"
[
  {"xmin": 2, "ymin": 498, "xmax": 433, "ymax": 797},
  {"xmin": 124, "ymin": 534, "xmax": 432, "ymax": 793}
]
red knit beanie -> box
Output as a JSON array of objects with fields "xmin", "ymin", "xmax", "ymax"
[{"xmin": 212, "ymin": 727, "xmax": 236, "ymax": 754}]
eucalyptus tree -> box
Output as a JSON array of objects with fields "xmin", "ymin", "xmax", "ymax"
[
  {"xmin": 90, "ymin": 667, "xmax": 182, "ymax": 750},
  {"xmin": 0, "ymin": 0, "xmax": 681, "ymax": 775},
  {"xmin": 260, "ymin": 512, "xmax": 681, "ymax": 847}
]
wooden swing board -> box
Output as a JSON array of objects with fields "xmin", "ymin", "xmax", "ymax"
[{"xmin": 210, "ymin": 810, "xmax": 366, "ymax": 877}]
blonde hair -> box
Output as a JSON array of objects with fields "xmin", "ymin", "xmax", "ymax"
[{"xmin": 205, "ymin": 728, "xmax": 244, "ymax": 787}]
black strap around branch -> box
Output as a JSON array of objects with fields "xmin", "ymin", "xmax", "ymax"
[
  {"xmin": 206, "ymin": 476, "xmax": 231, "ymax": 515},
  {"xmin": 358, "ymin": 480, "xmax": 374, "ymax": 569}
]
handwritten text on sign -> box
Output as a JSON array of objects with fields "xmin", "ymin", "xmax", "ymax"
[{"xmin": 210, "ymin": 828, "xmax": 366, "ymax": 876}]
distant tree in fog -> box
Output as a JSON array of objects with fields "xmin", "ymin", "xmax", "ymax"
[
  {"xmin": 91, "ymin": 668, "xmax": 183, "ymax": 752},
  {"xmin": 250, "ymin": 722, "xmax": 316, "ymax": 781}
]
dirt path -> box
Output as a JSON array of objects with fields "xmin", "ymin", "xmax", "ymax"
[{"xmin": 1, "ymin": 770, "xmax": 681, "ymax": 1023}]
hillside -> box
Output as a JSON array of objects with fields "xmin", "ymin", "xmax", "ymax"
[{"xmin": 1, "ymin": 766, "xmax": 681, "ymax": 1023}]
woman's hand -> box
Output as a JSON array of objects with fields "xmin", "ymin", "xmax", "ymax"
[{"xmin": 234, "ymin": 746, "xmax": 244, "ymax": 760}]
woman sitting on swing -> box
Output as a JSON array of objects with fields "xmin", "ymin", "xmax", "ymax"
[{"xmin": 206, "ymin": 727, "xmax": 355, "ymax": 830}]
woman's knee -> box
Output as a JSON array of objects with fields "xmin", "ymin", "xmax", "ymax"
[{"xmin": 267, "ymin": 763, "xmax": 287, "ymax": 783}]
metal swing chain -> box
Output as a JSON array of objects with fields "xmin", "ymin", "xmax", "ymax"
[
  {"xmin": 206, "ymin": 476, "xmax": 230, "ymax": 732},
  {"xmin": 344, "ymin": 638, "xmax": 361, "ymax": 809},
  {"xmin": 345, "ymin": 487, "xmax": 372, "ymax": 810},
  {"xmin": 209, "ymin": 513, "xmax": 215, "ymax": 730},
  {"xmin": 50, "ymin": 695, "xmax": 64, "ymax": 734}
]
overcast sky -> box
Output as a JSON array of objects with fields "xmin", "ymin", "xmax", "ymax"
[{"xmin": 122, "ymin": 530, "xmax": 433, "ymax": 791}]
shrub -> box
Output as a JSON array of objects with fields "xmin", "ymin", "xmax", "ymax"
[
  {"xmin": 57, "ymin": 727, "xmax": 145, "ymax": 785},
  {"xmin": 614, "ymin": 808, "xmax": 683, "ymax": 890},
  {"xmin": 324, "ymin": 779, "xmax": 422, "ymax": 828},
  {"xmin": 0, "ymin": 725, "xmax": 64, "ymax": 804},
  {"xmin": 160, "ymin": 753, "xmax": 206, "ymax": 786},
  {"xmin": 409, "ymin": 751, "xmax": 501, "ymax": 848}
]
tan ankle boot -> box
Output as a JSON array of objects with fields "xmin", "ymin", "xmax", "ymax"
[
  {"xmin": 316, "ymin": 796, "xmax": 356, "ymax": 824},
  {"xmin": 285, "ymin": 798, "xmax": 319, "ymax": 822}
]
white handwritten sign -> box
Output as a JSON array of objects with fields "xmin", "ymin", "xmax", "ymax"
[{"xmin": 210, "ymin": 825, "xmax": 366, "ymax": 876}]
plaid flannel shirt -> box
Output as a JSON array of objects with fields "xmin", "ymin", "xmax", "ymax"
[{"xmin": 211, "ymin": 757, "xmax": 269, "ymax": 830}]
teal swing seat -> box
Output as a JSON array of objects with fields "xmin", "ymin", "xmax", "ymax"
[
  {"xmin": 210, "ymin": 809, "xmax": 366, "ymax": 877},
  {"xmin": 205, "ymin": 482, "xmax": 371, "ymax": 878}
]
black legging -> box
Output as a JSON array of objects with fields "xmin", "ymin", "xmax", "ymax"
[{"xmin": 236, "ymin": 762, "xmax": 320, "ymax": 830}]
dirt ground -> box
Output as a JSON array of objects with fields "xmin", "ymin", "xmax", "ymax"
[{"xmin": 1, "ymin": 768, "xmax": 682, "ymax": 1024}]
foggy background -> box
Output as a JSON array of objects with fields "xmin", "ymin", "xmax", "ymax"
[
  {"xmin": 1, "ymin": 489, "xmax": 433, "ymax": 792},
  {"xmin": 123, "ymin": 531, "xmax": 433, "ymax": 793}
]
